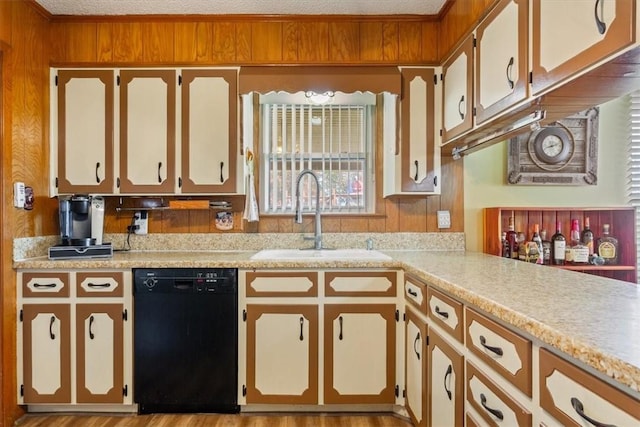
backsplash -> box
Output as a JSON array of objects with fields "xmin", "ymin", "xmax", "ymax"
[{"xmin": 13, "ymin": 232, "xmax": 465, "ymax": 261}]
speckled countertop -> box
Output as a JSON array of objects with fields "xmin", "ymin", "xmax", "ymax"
[{"xmin": 13, "ymin": 241, "xmax": 640, "ymax": 396}]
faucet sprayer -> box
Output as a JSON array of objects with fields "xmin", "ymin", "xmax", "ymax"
[{"xmin": 294, "ymin": 169, "xmax": 324, "ymax": 250}]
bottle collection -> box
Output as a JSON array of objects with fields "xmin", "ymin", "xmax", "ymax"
[{"xmin": 501, "ymin": 216, "xmax": 619, "ymax": 266}]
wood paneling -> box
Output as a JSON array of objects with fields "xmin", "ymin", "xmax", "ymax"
[{"xmin": 329, "ymin": 22, "xmax": 360, "ymax": 62}]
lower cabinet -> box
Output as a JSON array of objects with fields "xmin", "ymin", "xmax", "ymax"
[
  {"xmin": 404, "ymin": 308, "xmax": 427, "ymax": 427},
  {"xmin": 428, "ymin": 330, "xmax": 464, "ymax": 427}
]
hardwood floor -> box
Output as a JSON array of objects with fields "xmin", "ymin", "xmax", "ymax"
[{"xmin": 14, "ymin": 413, "xmax": 413, "ymax": 427}]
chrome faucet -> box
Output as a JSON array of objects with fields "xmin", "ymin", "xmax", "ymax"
[{"xmin": 295, "ymin": 169, "xmax": 324, "ymax": 250}]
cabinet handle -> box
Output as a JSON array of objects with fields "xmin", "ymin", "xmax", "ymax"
[
  {"xmin": 443, "ymin": 364, "xmax": 453, "ymax": 400},
  {"xmin": 89, "ymin": 315, "xmax": 95, "ymax": 340},
  {"xmin": 458, "ymin": 95, "xmax": 465, "ymax": 120},
  {"xmin": 220, "ymin": 161, "xmax": 225, "ymax": 183},
  {"xmin": 299, "ymin": 317, "xmax": 304, "ymax": 341},
  {"xmin": 33, "ymin": 282, "xmax": 56, "ymax": 288},
  {"xmin": 407, "ymin": 288, "xmax": 418, "ymax": 297},
  {"xmin": 157, "ymin": 162, "xmax": 163, "ymax": 183},
  {"xmin": 87, "ymin": 282, "xmax": 111, "ymax": 288},
  {"xmin": 480, "ymin": 393, "xmax": 504, "ymax": 421},
  {"xmin": 434, "ymin": 305, "xmax": 449, "ymax": 319},
  {"xmin": 571, "ymin": 397, "xmax": 617, "ymax": 427},
  {"xmin": 479, "ymin": 335, "xmax": 504, "ymax": 356},
  {"xmin": 594, "ymin": 0, "xmax": 607, "ymax": 34},
  {"xmin": 95, "ymin": 162, "xmax": 101, "ymax": 183},
  {"xmin": 414, "ymin": 160, "xmax": 419, "ymax": 181},
  {"xmin": 49, "ymin": 316, "xmax": 56, "ymax": 340},
  {"xmin": 338, "ymin": 316, "xmax": 343, "ymax": 340},
  {"xmin": 413, "ymin": 332, "xmax": 421, "ymax": 360},
  {"xmin": 506, "ymin": 57, "xmax": 515, "ymax": 90}
]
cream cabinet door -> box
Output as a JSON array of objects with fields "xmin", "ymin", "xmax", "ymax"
[
  {"xmin": 245, "ymin": 304, "xmax": 318, "ymax": 404},
  {"xmin": 76, "ymin": 304, "xmax": 124, "ymax": 403},
  {"xmin": 405, "ymin": 309, "xmax": 427, "ymax": 427},
  {"xmin": 119, "ymin": 69, "xmax": 176, "ymax": 193},
  {"xmin": 442, "ymin": 34, "xmax": 474, "ymax": 143},
  {"xmin": 21, "ymin": 304, "xmax": 71, "ymax": 404},
  {"xmin": 55, "ymin": 69, "xmax": 115, "ymax": 194},
  {"xmin": 324, "ymin": 304, "xmax": 396, "ymax": 404},
  {"xmin": 180, "ymin": 69, "xmax": 238, "ymax": 193},
  {"xmin": 531, "ymin": 0, "xmax": 635, "ymax": 94},
  {"xmin": 475, "ymin": 0, "xmax": 528, "ymax": 124},
  {"xmin": 429, "ymin": 330, "xmax": 464, "ymax": 427}
]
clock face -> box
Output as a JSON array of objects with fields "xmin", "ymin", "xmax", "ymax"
[
  {"xmin": 541, "ymin": 135, "xmax": 563, "ymax": 157},
  {"xmin": 529, "ymin": 126, "xmax": 574, "ymax": 166}
]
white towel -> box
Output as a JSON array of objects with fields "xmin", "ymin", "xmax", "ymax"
[{"xmin": 243, "ymin": 150, "xmax": 259, "ymax": 222}]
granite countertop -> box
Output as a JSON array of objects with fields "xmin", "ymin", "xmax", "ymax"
[{"xmin": 13, "ymin": 248, "xmax": 640, "ymax": 395}]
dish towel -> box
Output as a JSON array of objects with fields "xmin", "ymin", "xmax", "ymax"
[{"xmin": 243, "ymin": 150, "xmax": 260, "ymax": 222}]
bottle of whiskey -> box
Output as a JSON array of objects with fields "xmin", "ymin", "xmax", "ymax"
[
  {"xmin": 551, "ymin": 221, "xmax": 566, "ymax": 265},
  {"xmin": 581, "ymin": 216, "xmax": 595, "ymax": 256},
  {"xmin": 531, "ymin": 224, "xmax": 544, "ymax": 264},
  {"xmin": 570, "ymin": 219, "xmax": 589, "ymax": 264},
  {"xmin": 597, "ymin": 224, "xmax": 619, "ymax": 265},
  {"xmin": 506, "ymin": 216, "xmax": 518, "ymax": 259},
  {"xmin": 540, "ymin": 229, "xmax": 551, "ymax": 265}
]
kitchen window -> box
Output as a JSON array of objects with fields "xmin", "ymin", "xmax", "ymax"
[
  {"xmin": 628, "ymin": 89, "xmax": 640, "ymax": 282},
  {"xmin": 258, "ymin": 91, "xmax": 376, "ymax": 215}
]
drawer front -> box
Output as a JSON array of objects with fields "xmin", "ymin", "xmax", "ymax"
[
  {"xmin": 404, "ymin": 274, "xmax": 427, "ymax": 313},
  {"xmin": 466, "ymin": 362, "xmax": 532, "ymax": 427},
  {"xmin": 539, "ymin": 348, "xmax": 640, "ymax": 426},
  {"xmin": 465, "ymin": 307, "xmax": 532, "ymax": 396},
  {"xmin": 22, "ymin": 272, "xmax": 70, "ymax": 298},
  {"xmin": 245, "ymin": 271, "xmax": 318, "ymax": 297},
  {"xmin": 324, "ymin": 271, "xmax": 396, "ymax": 297},
  {"xmin": 76, "ymin": 272, "xmax": 124, "ymax": 297},
  {"xmin": 428, "ymin": 287, "xmax": 464, "ymax": 342}
]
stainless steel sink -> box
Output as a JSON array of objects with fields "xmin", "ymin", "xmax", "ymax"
[{"xmin": 250, "ymin": 248, "xmax": 392, "ymax": 261}]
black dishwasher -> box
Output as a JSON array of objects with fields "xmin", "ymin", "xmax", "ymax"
[{"xmin": 133, "ymin": 268, "xmax": 239, "ymax": 414}]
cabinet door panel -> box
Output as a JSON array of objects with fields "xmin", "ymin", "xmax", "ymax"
[
  {"xmin": 76, "ymin": 304, "xmax": 124, "ymax": 403},
  {"xmin": 22, "ymin": 304, "xmax": 71, "ymax": 403},
  {"xmin": 181, "ymin": 69, "xmax": 237, "ymax": 193},
  {"xmin": 429, "ymin": 330, "xmax": 464, "ymax": 427},
  {"xmin": 405, "ymin": 309, "xmax": 427, "ymax": 427},
  {"xmin": 442, "ymin": 35, "xmax": 474, "ymax": 142},
  {"xmin": 119, "ymin": 69, "xmax": 176, "ymax": 193}
]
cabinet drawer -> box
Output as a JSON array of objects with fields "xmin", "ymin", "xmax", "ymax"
[
  {"xmin": 76, "ymin": 272, "xmax": 124, "ymax": 297},
  {"xmin": 465, "ymin": 307, "xmax": 532, "ymax": 396},
  {"xmin": 539, "ymin": 348, "xmax": 640, "ymax": 426},
  {"xmin": 428, "ymin": 287, "xmax": 463, "ymax": 342},
  {"xmin": 325, "ymin": 271, "xmax": 396, "ymax": 297},
  {"xmin": 245, "ymin": 271, "xmax": 318, "ymax": 297},
  {"xmin": 466, "ymin": 362, "xmax": 531, "ymax": 427},
  {"xmin": 22, "ymin": 272, "xmax": 70, "ymax": 298},
  {"xmin": 404, "ymin": 274, "xmax": 427, "ymax": 313}
]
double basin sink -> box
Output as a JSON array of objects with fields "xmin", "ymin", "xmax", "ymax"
[{"xmin": 250, "ymin": 248, "xmax": 392, "ymax": 261}]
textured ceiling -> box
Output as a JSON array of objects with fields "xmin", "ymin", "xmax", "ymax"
[{"xmin": 34, "ymin": 0, "xmax": 448, "ymax": 16}]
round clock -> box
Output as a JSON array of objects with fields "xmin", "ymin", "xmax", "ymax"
[{"xmin": 528, "ymin": 124, "xmax": 575, "ymax": 169}]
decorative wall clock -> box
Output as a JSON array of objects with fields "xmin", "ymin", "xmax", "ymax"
[{"xmin": 507, "ymin": 107, "xmax": 599, "ymax": 185}]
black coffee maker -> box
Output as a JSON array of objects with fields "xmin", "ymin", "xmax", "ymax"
[{"xmin": 58, "ymin": 195, "xmax": 104, "ymax": 246}]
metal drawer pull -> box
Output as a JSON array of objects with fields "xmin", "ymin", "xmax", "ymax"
[
  {"xmin": 89, "ymin": 315, "xmax": 95, "ymax": 340},
  {"xmin": 414, "ymin": 160, "xmax": 419, "ymax": 181},
  {"xmin": 443, "ymin": 364, "xmax": 452, "ymax": 400},
  {"xmin": 220, "ymin": 161, "xmax": 225, "ymax": 183},
  {"xmin": 571, "ymin": 397, "xmax": 617, "ymax": 427},
  {"xmin": 480, "ymin": 393, "xmax": 504, "ymax": 421},
  {"xmin": 33, "ymin": 282, "xmax": 56, "ymax": 288},
  {"xmin": 338, "ymin": 316, "xmax": 343, "ymax": 340},
  {"xmin": 413, "ymin": 332, "xmax": 421, "ymax": 360},
  {"xmin": 434, "ymin": 305, "xmax": 449, "ymax": 319},
  {"xmin": 87, "ymin": 282, "xmax": 112, "ymax": 288},
  {"xmin": 458, "ymin": 95, "xmax": 465, "ymax": 120},
  {"xmin": 479, "ymin": 335, "xmax": 504, "ymax": 356},
  {"xmin": 49, "ymin": 316, "xmax": 56, "ymax": 340},
  {"xmin": 594, "ymin": 0, "xmax": 607, "ymax": 34},
  {"xmin": 96, "ymin": 162, "xmax": 101, "ymax": 183},
  {"xmin": 299, "ymin": 317, "xmax": 304, "ymax": 341},
  {"xmin": 407, "ymin": 288, "xmax": 418, "ymax": 297},
  {"xmin": 506, "ymin": 56, "xmax": 515, "ymax": 89},
  {"xmin": 158, "ymin": 162, "xmax": 163, "ymax": 183}
]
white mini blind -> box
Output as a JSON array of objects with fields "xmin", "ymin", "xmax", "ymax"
[
  {"xmin": 261, "ymin": 102, "xmax": 374, "ymax": 215},
  {"xmin": 628, "ymin": 90, "xmax": 640, "ymax": 281}
]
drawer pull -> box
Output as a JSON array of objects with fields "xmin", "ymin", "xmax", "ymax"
[
  {"xmin": 299, "ymin": 317, "xmax": 304, "ymax": 341},
  {"xmin": 571, "ymin": 397, "xmax": 617, "ymax": 427},
  {"xmin": 594, "ymin": 0, "xmax": 607, "ymax": 35},
  {"xmin": 506, "ymin": 56, "xmax": 515, "ymax": 90},
  {"xmin": 407, "ymin": 288, "xmax": 418, "ymax": 297},
  {"xmin": 33, "ymin": 282, "xmax": 57, "ymax": 288},
  {"xmin": 49, "ymin": 316, "xmax": 56, "ymax": 340},
  {"xmin": 479, "ymin": 335, "xmax": 503, "ymax": 356},
  {"xmin": 338, "ymin": 316, "xmax": 343, "ymax": 340},
  {"xmin": 443, "ymin": 364, "xmax": 452, "ymax": 400},
  {"xmin": 87, "ymin": 282, "xmax": 112, "ymax": 288},
  {"xmin": 480, "ymin": 393, "xmax": 504, "ymax": 421},
  {"xmin": 458, "ymin": 95, "xmax": 465, "ymax": 120},
  {"xmin": 434, "ymin": 305, "xmax": 449, "ymax": 319},
  {"xmin": 414, "ymin": 160, "xmax": 419, "ymax": 182},
  {"xmin": 89, "ymin": 315, "xmax": 95, "ymax": 340},
  {"xmin": 413, "ymin": 332, "xmax": 421, "ymax": 360}
]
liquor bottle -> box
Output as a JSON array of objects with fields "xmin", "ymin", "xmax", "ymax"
[
  {"xmin": 581, "ymin": 216, "xmax": 594, "ymax": 256},
  {"xmin": 540, "ymin": 229, "xmax": 551, "ymax": 265},
  {"xmin": 551, "ymin": 221, "xmax": 566, "ymax": 265},
  {"xmin": 531, "ymin": 224, "xmax": 544, "ymax": 264},
  {"xmin": 570, "ymin": 219, "xmax": 589, "ymax": 265},
  {"xmin": 597, "ymin": 224, "xmax": 619, "ymax": 265},
  {"xmin": 506, "ymin": 216, "xmax": 518, "ymax": 259},
  {"xmin": 501, "ymin": 231, "xmax": 510, "ymax": 258}
]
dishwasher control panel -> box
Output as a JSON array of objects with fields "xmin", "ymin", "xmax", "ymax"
[{"xmin": 133, "ymin": 268, "xmax": 237, "ymax": 294}]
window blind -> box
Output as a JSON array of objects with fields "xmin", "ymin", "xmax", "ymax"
[{"xmin": 627, "ymin": 90, "xmax": 640, "ymax": 282}]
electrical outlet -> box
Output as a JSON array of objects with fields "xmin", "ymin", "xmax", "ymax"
[
  {"xmin": 437, "ymin": 210, "xmax": 451, "ymax": 229},
  {"xmin": 134, "ymin": 211, "xmax": 148, "ymax": 235}
]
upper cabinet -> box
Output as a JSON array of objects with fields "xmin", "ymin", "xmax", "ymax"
[
  {"xmin": 51, "ymin": 67, "xmax": 241, "ymax": 196},
  {"xmin": 531, "ymin": 0, "xmax": 636, "ymax": 95},
  {"xmin": 441, "ymin": 34, "xmax": 474, "ymax": 143},
  {"xmin": 475, "ymin": 0, "xmax": 529, "ymax": 125}
]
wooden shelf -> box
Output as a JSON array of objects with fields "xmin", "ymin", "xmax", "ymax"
[{"xmin": 484, "ymin": 207, "xmax": 637, "ymax": 284}]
